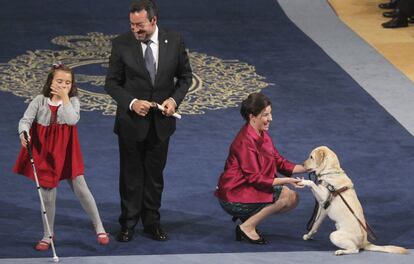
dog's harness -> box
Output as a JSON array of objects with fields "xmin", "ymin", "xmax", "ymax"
[
  {"xmin": 306, "ymin": 172, "xmax": 320, "ymax": 231},
  {"xmin": 323, "ymin": 183, "xmax": 349, "ymax": 209},
  {"xmin": 306, "ymin": 172, "xmax": 378, "ymax": 241}
]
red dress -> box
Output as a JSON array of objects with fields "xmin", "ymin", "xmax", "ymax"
[{"xmin": 13, "ymin": 105, "xmax": 84, "ymax": 188}]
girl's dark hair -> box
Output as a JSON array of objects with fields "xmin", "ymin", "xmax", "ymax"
[
  {"xmin": 130, "ymin": 0, "xmax": 158, "ymax": 21},
  {"xmin": 41, "ymin": 64, "xmax": 78, "ymax": 98},
  {"xmin": 240, "ymin": 92, "xmax": 272, "ymax": 121}
]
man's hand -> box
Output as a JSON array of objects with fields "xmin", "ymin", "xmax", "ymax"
[
  {"xmin": 132, "ymin": 100, "xmax": 152, "ymax": 117},
  {"xmin": 161, "ymin": 98, "xmax": 176, "ymax": 117}
]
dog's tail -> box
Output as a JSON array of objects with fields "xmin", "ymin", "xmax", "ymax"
[{"xmin": 363, "ymin": 243, "xmax": 408, "ymax": 254}]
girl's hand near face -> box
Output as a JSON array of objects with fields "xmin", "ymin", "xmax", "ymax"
[
  {"xmin": 50, "ymin": 82, "xmax": 71, "ymax": 105},
  {"xmin": 50, "ymin": 70, "xmax": 72, "ymax": 104},
  {"xmin": 50, "ymin": 84, "xmax": 70, "ymax": 98}
]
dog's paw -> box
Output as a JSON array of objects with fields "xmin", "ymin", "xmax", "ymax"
[
  {"xmin": 303, "ymin": 234, "xmax": 312, "ymax": 240},
  {"xmin": 299, "ymin": 180, "xmax": 313, "ymax": 187},
  {"xmin": 334, "ymin": 250, "xmax": 345, "ymax": 256},
  {"xmin": 334, "ymin": 249, "xmax": 359, "ymax": 256}
]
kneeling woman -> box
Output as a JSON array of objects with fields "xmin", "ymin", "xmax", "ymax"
[{"xmin": 215, "ymin": 92, "xmax": 308, "ymax": 244}]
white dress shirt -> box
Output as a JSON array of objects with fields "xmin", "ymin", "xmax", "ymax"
[{"xmin": 129, "ymin": 26, "xmax": 159, "ymax": 110}]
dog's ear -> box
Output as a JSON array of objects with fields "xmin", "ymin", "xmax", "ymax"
[
  {"xmin": 326, "ymin": 150, "xmax": 341, "ymax": 170},
  {"xmin": 315, "ymin": 149, "xmax": 326, "ymax": 166},
  {"xmin": 314, "ymin": 147, "xmax": 329, "ymax": 174},
  {"xmin": 320, "ymin": 146, "xmax": 341, "ymax": 171}
]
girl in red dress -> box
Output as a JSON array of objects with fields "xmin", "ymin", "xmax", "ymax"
[{"xmin": 13, "ymin": 63, "xmax": 109, "ymax": 250}]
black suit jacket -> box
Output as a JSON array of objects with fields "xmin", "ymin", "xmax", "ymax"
[{"xmin": 105, "ymin": 29, "xmax": 192, "ymax": 141}]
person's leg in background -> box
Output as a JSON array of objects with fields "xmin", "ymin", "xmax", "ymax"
[{"xmin": 382, "ymin": 0, "xmax": 414, "ymax": 28}]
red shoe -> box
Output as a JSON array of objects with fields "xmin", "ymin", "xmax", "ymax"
[
  {"xmin": 34, "ymin": 240, "xmax": 50, "ymax": 251},
  {"xmin": 97, "ymin": 233, "xmax": 110, "ymax": 245}
]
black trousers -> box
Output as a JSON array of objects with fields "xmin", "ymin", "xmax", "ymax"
[
  {"xmin": 399, "ymin": 0, "xmax": 414, "ymax": 17},
  {"xmin": 118, "ymin": 119, "xmax": 170, "ymax": 230}
]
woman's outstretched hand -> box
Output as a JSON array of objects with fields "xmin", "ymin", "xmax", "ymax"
[{"xmin": 288, "ymin": 177, "xmax": 305, "ymax": 189}]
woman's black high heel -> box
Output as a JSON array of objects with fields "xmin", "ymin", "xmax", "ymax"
[
  {"xmin": 232, "ymin": 216, "xmax": 262, "ymax": 235},
  {"xmin": 235, "ymin": 225, "xmax": 267, "ymax": 244}
]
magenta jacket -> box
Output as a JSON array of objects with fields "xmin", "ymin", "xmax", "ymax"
[{"xmin": 215, "ymin": 123, "xmax": 296, "ymax": 203}]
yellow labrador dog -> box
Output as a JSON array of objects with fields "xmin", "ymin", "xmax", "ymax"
[{"xmin": 299, "ymin": 146, "xmax": 407, "ymax": 255}]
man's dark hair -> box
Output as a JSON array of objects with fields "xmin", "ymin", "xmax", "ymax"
[
  {"xmin": 240, "ymin": 93, "xmax": 272, "ymax": 121},
  {"xmin": 130, "ymin": 0, "xmax": 158, "ymax": 21}
]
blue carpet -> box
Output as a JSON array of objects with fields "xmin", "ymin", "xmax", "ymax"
[{"xmin": 0, "ymin": 0, "xmax": 413, "ymax": 259}]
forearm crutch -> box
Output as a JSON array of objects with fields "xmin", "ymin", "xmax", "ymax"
[{"xmin": 23, "ymin": 131, "xmax": 59, "ymax": 262}]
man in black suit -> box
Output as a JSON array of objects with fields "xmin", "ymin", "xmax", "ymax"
[{"xmin": 105, "ymin": 0, "xmax": 192, "ymax": 242}]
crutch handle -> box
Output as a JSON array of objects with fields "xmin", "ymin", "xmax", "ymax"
[
  {"xmin": 23, "ymin": 131, "xmax": 33, "ymax": 160},
  {"xmin": 22, "ymin": 131, "xmax": 29, "ymax": 142}
]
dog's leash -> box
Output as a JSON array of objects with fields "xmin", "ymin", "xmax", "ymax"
[
  {"xmin": 326, "ymin": 183, "xmax": 378, "ymax": 241},
  {"xmin": 306, "ymin": 172, "xmax": 320, "ymax": 231}
]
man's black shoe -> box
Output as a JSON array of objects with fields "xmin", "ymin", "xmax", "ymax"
[
  {"xmin": 378, "ymin": 2, "xmax": 398, "ymax": 9},
  {"xmin": 116, "ymin": 227, "xmax": 135, "ymax": 242},
  {"xmin": 382, "ymin": 17, "xmax": 408, "ymax": 28},
  {"xmin": 143, "ymin": 226, "xmax": 168, "ymax": 241},
  {"xmin": 383, "ymin": 10, "xmax": 398, "ymax": 18}
]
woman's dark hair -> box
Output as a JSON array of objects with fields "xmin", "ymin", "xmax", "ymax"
[
  {"xmin": 41, "ymin": 64, "xmax": 78, "ymax": 98},
  {"xmin": 130, "ymin": 0, "xmax": 158, "ymax": 21},
  {"xmin": 240, "ymin": 92, "xmax": 272, "ymax": 121}
]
